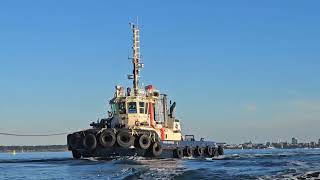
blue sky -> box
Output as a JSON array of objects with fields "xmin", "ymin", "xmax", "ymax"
[{"xmin": 0, "ymin": 1, "xmax": 319, "ymax": 145}]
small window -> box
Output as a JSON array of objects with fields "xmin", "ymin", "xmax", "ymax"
[
  {"xmin": 139, "ymin": 102, "xmax": 145, "ymax": 114},
  {"xmin": 111, "ymin": 103, "xmax": 116, "ymax": 113},
  {"xmin": 128, "ymin": 102, "xmax": 137, "ymax": 113},
  {"xmin": 145, "ymin": 103, "xmax": 149, "ymax": 114},
  {"xmin": 118, "ymin": 102, "xmax": 126, "ymax": 114}
]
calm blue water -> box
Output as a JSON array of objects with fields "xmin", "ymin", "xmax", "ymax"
[{"xmin": 1, "ymin": 149, "xmax": 320, "ymax": 179}]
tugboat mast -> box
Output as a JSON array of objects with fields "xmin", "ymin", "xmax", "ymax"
[{"xmin": 130, "ymin": 23, "xmax": 143, "ymax": 96}]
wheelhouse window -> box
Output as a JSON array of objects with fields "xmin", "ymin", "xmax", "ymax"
[
  {"xmin": 118, "ymin": 102, "xmax": 126, "ymax": 114},
  {"xmin": 139, "ymin": 102, "xmax": 145, "ymax": 114},
  {"xmin": 128, "ymin": 102, "xmax": 137, "ymax": 113},
  {"xmin": 110, "ymin": 103, "xmax": 116, "ymax": 114}
]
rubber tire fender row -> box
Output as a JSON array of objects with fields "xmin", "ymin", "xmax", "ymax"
[
  {"xmin": 83, "ymin": 133, "xmax": 97, "ymax": 151},
  {"xmin": 151, "ymin": 142, "xmax": 163, "ymax": 157},
  {"xmin": 99, "ymin": 129, "xmax": 116, "ymax": 147},
  {"xmin": 174, "ymin": 148, "xmax": 184, "ymax": 159},
  {"xmin": 138, "ymin": 134, "xmax": 151, "ymax": 150},
  {"xmin": 69, "ymin": 132, "xmax": 81, "ymax": 149},
  {"xmin": 195, "ymin": 146, "xmax": 204, "ymax": 156},
  {"xmin": 184, "ymin": 146, "xmax": 193, "ymax": 157},
  {"xmin": 117, "ymin": 130, "xmax": 135, "ymax": 148}
]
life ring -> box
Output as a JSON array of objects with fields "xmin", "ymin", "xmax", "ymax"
[
  {"xmin": 69, "ymin": 132, "xmax": 81, "ymax": 149},
  {"xmin": 117, "ymin": 130, "xmax": 135, "ymax": 148},
  {"xmin": 184, "ymin": 146, "xmax": 193, "ymax": 157},
  {"xmin": 195, "ymin": 146, "xmax": 204, "ymax": 156},
  {"xmin": 174, "ymin": 148, "xmax": 184, "ymax": 158},
  {"xmin": 99, "ymin": 129, "xmax": 116, "ymax": 147},
  {"xmin": 83, "ymin": 133, "xmax": 97, "ymax": 151},
  {"xmin": 151, "ymin": 142, "xmax": 162, "ymax": 157},
  {"xmin": 138, "ymin": 134, "xmax": 151, "ymax": 150}
]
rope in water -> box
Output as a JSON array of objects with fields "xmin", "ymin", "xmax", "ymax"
[{"xmin": 0, "ymin": 132, "xmax": 68, "ymax": 136}]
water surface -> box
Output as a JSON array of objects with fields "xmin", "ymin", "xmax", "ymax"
[{"xmin": 1, "ymin": 149, "xmax": 320, "ymax": 179}]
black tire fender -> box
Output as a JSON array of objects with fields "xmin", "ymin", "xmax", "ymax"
[
  {"xmin": 67, "ymin": 134, "xmax": 72, "ymax": 150},
  {"xmin": 206, "ymin": 146, "xmax": 213, "ymax": 156},
  {"xmin": 83, "ymin": 133, "xmax": 97, "ymax": 151},
  {"xmin": 72, "ymin": 150, "xmax": 81, "ymax": 159},
  {"xmin": 69, "ymin": 132, "xmax": 81, "ymax": 149},
  {"xmin": 218, "ymin": 145, "xmax": 224, "ymax": 155},
  {"xmin": 138, "ymin": 134, "xmax": 151, "ymax": 150},
  {"xmin": 212, "ymin": 147, "xmax": 219, "ymax": 157},
  {"xmin": 184, "ymin": 146, "xmax": 193, "ymax": 157},
  {"xmin": 174, "ymin": 148, "xmax": 184, "ymax": 158},
  {"xmin": 151, "ymin": 142, "xmax": 162, "ymax": 157},
  {"xmin": 117, "ymin": 130, "xmax": 135, "ymax": 148},
  {"xmin": 99, "ymin": 129, "xmax": 116, "ymax": 147},
  {"xmin": 195, "ymin": 146, "xmax": 204, "ymax": 156}
]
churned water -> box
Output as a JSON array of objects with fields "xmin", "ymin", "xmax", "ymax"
[{"xmin": 0, "ymin": 149, "xmax": 320, "ymax": 180}]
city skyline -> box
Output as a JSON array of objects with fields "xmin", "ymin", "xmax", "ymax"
[{"xmin": 1, "ymin": 1, "xmax": 320, "ymax": 145}]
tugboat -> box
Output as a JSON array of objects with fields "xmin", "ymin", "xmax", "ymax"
[{"xmin": 67, "ymin": 23, "xmax": 224, "ymax": 159}]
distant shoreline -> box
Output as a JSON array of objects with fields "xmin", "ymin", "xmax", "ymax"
[{"xmin": 0, "ymin": 145, "xmax": 68, "ymax": 153}]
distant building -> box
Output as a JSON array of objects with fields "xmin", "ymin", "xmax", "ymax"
[
  {"xmin": 318, "ymin": 139, "xmax": 320, "ymax": 145},
  {"xmin": 292, "ymin": 137, "xmax": 298, "ymax": 145}
]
